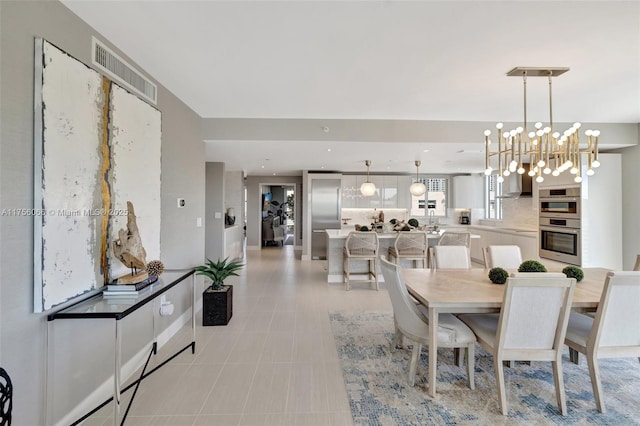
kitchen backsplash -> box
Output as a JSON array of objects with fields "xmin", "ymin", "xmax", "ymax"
[
  {"xmin": 500, "ymin": 197, "xmax": 538, "ymax": 228},
  {"xmin": 341, "ymin": 208, "xmax": 408, "ymax": 229}
]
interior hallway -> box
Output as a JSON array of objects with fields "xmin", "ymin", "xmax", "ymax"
[{"xmin": 85, "ymin": 246, "xmax": 391, "ymax": 425}]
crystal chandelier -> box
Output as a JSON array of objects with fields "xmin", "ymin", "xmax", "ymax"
[
  {"xmin": 360, "ymin": 160, "xmax": 377, "ymax": 196},
  {"xmin": 484, "ymin": 67, "xmax": 600, "ymax": 184},
  {"xmin": 409, "ymin": 160, "xmax": 427, "ymax": 196}
]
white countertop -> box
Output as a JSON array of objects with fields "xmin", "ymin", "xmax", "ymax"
[{"xmin": 324, "ymin": 229, "xmax": 485, "ymax": 240}]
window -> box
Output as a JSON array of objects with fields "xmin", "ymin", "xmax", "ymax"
[
  {"xmin": 485, "ymin": 175, "xmax": 502, "ymax": 220},
  {"xmin": 410, "ymin": 177, "xmax": 448, "ymax": 217}
]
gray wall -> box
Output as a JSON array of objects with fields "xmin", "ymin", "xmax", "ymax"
[
  {"xmin": 225, "ymin": 170, "xmax": 244, "ymax": 227},
  {"xmin": 246, "ymin": 176, "xmax": 302, "ymax": 248},
  {"xmin": 0, "ymin": 1, "xmax": 205, "ymax": 423},
  {"xmin": 205, "ymin": 162, "xmax": 225, "ymax": 261},
  {"xmin": 614, "ymin": 127, "xmax": 640, "ymax": 270}
]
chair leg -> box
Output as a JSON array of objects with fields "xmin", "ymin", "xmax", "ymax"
[
  {"xmin": 569, "ymin": 347, "xmax": 580, "ymax": 364},
  {"xmin": 552, "ymin": 360, "xmax": 567, "ymax": 415},
  {"xmin": 409, "ymin": 343, "xmax": 421, "ymax": 386},
  {"xmin": 454, "ymin": 348, "xmax": 463, "ymax": 367},
  {"xmin": 391, "ymin": 326, "xmax": 403, "ymax": 351},
  {"xmin": 494, "ymin": 357, "xmax": 508, "ymax": 415},
  {"xmin": 373, "ymin": 258, "xmax": 379, "ymax": 291},
  {"xmin": 587, "ymin": 353, "xmax": 606, "ymax": 413},
  {"xmin": 467, "ymin": 343, "xmax": 475, "ymax": 390},
  {"xmin": 344, "ymin": 258, "xmax": 350, "ymax": 291}
]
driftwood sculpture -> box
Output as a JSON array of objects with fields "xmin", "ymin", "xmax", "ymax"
[{"xmin": 112, "ymin": 201, "xmax": 148, "ymax": 284}]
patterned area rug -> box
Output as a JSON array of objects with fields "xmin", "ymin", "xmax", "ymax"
[{"xmin": 330, "ymin": 311, "xmax": 640, "ymax": 426}]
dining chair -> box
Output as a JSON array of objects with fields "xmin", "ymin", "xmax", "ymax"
[
  {"xmin": 379, "ymin": 256, "xmax": 476, "ymax": 389},
  {"xmin": 564, "ymin": 271, "xmax": 640, "ymax": 413},
  {"xmin": 483, "ymin": 245, "xmax": 523, "ymax": 269},
  {"xmin": 633, "ymin": 254, "xmax": 640, "ymax": 271},
  {"xmin": 343, "ymin": 231, "xmax": 379, "ymax": 291},
  {"xmin": 459, "ymin": 273, "xmax": 576, "ymax": 416},
  {"xmin": 437, "ymin": 231, "xmax": 471, "ymax": 247},
  {"xmin": 388, "ymin": 231, "xmax": 428, "ymax": 268},
  {"xmin": 430, "ymin": 245, "xmax": 471, "ymax": 269},
  {"xmin": 0, "ymin": 367, "xmax": 12, "ymax": 426}
]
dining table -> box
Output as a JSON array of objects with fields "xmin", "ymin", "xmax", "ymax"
[{"xmin": 402, "ymin": 267, "xmax": 611, "ymax": 397}]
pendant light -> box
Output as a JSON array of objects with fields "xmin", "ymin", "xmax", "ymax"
[
  {"xmin": 409, "ymin": 161, "xmax": 427, "ymax": 196},
  {"xmin": 360, "ymin": 160, "xmax": 376, "ymax": 196}
]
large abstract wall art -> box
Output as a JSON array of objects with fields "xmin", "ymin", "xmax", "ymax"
[{"xmin": 33, "ymin": 39, "xmax": 161, "ymax": 312}]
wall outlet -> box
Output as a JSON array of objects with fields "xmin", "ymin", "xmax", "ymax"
[
  {"xmin": 177, "ymin": 198, "xmax": 185, "ymax": 208},
  {"xmin": 214, "ymin": 212, "xmax": 222, "ymax": 219}
]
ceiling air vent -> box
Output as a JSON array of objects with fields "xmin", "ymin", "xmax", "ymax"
[{"xmin": 91, "ymin": 37, "xmax": 157, "ymax": 104}]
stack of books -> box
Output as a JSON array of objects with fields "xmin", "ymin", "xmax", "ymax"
[{"xmin": 102, "ymin": 275, "xmax": 158, "ymax": 297}]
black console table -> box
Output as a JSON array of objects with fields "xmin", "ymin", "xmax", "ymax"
[{"xmin": 46, "ymin": 269, "xmax": 196, "ymax": 425}]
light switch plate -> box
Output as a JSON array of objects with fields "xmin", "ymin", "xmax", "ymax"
[
  {"xmin": 214, "ymin": 212, "xmax": 222, "ymax": 219},
  {"xmin": 196, "ymin": 217, "xmax": 202, "ymax": 227}
]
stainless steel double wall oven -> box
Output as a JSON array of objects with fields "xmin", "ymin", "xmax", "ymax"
[{"xmin": 539, "ymin": 187, "xmax": 581, "ymax": 265}]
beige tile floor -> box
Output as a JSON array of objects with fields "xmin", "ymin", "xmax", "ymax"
[{"xmin": 84, "ymin": 245, "xmax": 393, "ymax": 425}]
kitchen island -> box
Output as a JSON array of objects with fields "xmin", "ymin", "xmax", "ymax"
[{"xmin": 325, "ymin": 229, "xmax": 480, "ymax": 283}]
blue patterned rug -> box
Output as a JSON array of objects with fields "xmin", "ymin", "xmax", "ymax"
[{"xmin": 329, "ymin": 311, "xmax": 640, "ymax": 426}]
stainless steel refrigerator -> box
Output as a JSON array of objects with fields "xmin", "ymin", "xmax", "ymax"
[{"xmin": 311, "ymin": 178, "xmax": 341, "ymax": 259}]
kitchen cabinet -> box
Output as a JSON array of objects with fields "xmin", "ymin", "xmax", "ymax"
[
  {"xmin": 356, "ymin": 175, "xmax": 383, "ymax": 208},
  {"xmin": 535, "ymin": 153, "xmax": 622, "ymax": 269},
  {"xmin": 340, "ymin": 174, "xmax": 429, "ymax": 210},
  {"xmin": 382, "ymin": 176, "xmax": 398, "ymax": 208},
  {"xmin": 341, "ymin": 175, "xmax": 357, "ymax": 209},
  {"xmin": 469, "ymin": 229, "xmax": 486, "ymax": 263},
  {"xmin": 468, "ymin": 226, "xmax": 537, "ymax": 265},
  {"xmin": 397, "ymin": 175, "xmax": 412, "ymax": 210},
  {"xmin": 453, "ymin": 175, "xmax": 484, "ymax": 209}
]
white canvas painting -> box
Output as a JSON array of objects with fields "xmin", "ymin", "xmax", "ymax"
[
  {"xmin": 107, "ymin": 84, "xmax": 162, "ymax": 280},
  {"xmin": 35, "ymin": 40, "xmax": 105, "ymax": 311}
]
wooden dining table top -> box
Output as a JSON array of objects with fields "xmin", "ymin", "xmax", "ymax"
[{"xmin": 402, "ymin": 267, "xmax": 610, "ymax": 310}]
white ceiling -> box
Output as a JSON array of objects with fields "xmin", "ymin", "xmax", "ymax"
[{"xmin": 62, "ymin": 0, "xmax": 640, "ymax": 175}]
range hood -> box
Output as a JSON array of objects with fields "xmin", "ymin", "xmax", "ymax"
[{"xmin": 499, "ymin": 163, "xmax": 533, "ymax": 198}]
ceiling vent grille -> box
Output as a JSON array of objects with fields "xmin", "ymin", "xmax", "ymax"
[{"xmin": 92, "ymin": 37, "xmax": 157, "ymax": 104}]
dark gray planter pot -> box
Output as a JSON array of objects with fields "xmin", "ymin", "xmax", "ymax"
[{"xmin": 202, "ymin": 285, "xmax": 232, "ymax": 326}]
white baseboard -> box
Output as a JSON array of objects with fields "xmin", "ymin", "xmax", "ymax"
[
  {"xmin": 246, "ymin": 245, "xmax": 261, "ymax": 251},
  {"xmin": 57, "ymin": 308, "xmax": 195, "ymax": 426},
  {"xmin": 301, "ymin": 254, "xmax": 311, "ymax": 261}
]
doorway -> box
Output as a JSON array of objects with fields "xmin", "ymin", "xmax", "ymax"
[{"xmin": 260, "ymin": 184, "xmax": 296, "ymax": 248}]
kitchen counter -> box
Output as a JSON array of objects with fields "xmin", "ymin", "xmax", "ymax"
[
  {"xmin": 325, "ymin": 229, "xmax": 479, "ymax": 283},
  {"xmin": 326, "ymin": 229, "xmax": 444, "ymax": 239},
  {"xmin": 461, "ymin": 224, "xmax": 537, "ymax": 237}
]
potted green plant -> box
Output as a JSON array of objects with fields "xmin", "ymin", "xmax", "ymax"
[
  {"xmin": 195, "ymin": 257, "xmax": 244, "ymax": 326},
  {"xmin": 488, "ymin": 267, "xmax": 509, "ymax": 284},
  {"xmin": 518, "ymin": 260, "xmax": 548, "ymax": 273},
  {"xmin": 562, "ymin": 265, "xmax": 584, "ymax": 282}
]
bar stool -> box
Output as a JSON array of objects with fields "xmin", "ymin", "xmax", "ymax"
[
  {"xmin": 437, "ymin": 231, "xmax": 471, "ymax": 247},
  {"xmin": 388, "ymin": 231, "xmax": 428, "ymax": 268},
  {"xmin": 343, "ymin": 231, "xmax": 379, "ymax": 291}
]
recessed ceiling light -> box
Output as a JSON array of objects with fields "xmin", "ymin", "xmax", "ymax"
[
  {"xmin": 321, "ymin": 166, "xmax": 325, "ymax": 169},
  {"xmin": 261, "ymin": 165, "xmax": 265, "ymax": 169},
  {"xmin": 272, "ymin": 172, "xmax": 276, "ymax": 176},
  {"xmin": 423, "ymin": 149, "xmax": 429, "ymax": 153},
  {"xmin": 322, "ymin": 126, "xmax": 330, "ymax": 133},
  {"xmin": 327, "ymin": 148, "xmax": 331, "ymax": 152}
]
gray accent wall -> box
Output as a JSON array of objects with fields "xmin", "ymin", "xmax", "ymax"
[
  {"xmin": 0, "ymin": 1, "xmax": 205, "ymax": 423},
  {"xmin": 206, "ymin": 162, "xmax": 226, "ymax": 261},
  {"xmin": 614, "ymin": 126, "xmax": 640, "ymax": 270}
]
